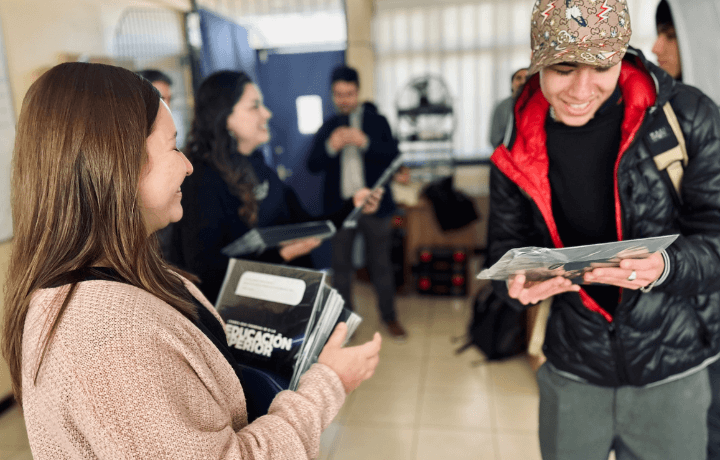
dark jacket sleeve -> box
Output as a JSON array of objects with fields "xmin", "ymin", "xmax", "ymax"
[
  {"xmin": 487, "ymin": 163, "xmax": 546, "ymax": 310},
  {"xmin": 320, "ymin": 200, "xmax": 356, "ymax": 228},
  {"xmin": 362, "ymin": 108, "xmax": 400, "ymax": 217},
  {"xmin": 306, "ymin": 119, "xmax": 340, "ymax": 174},
  {"xmin": 655, "ymin": 90, "xmax": 720, "ymax": 296},
  {"xmin": 283, "ymin": 184, "xmax": 314, "ymax": 223},
  {"xmin": 307, "ymin": 108, "xmax": 399, "ymax": 179},
  {"xmin": 174, "ymin": 166, "xmax": 285, "ymax": 304},
  {"xmin": 363, "ymin": 111, "xmax": 400, "ymax": 172}
]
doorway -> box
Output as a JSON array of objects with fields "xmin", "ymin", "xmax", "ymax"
[{"xmin": 256, "ymin": 49, "xmax": 345, "ymax": 268}]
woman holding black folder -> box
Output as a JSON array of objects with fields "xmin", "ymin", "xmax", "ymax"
[
  {"xmin": 168, "ymin": 70, "xmax": 381, "ymax": 305},
  {"xmin": 3, "ymin": 62, "xmax": 381, "ymax": 459}
]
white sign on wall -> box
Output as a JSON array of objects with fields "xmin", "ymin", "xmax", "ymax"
[
  {"xmin": 296, "ymin": 95, "xmax": 323, "ymax": 135},
  {"xmin": 0, "ymin": 15, "xmax": 14, "ymax": 242}
]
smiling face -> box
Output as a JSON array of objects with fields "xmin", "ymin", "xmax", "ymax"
[
  {"xmin": 138, "ymin": 103, "xmax": 193, "ymax": 234},
  {"xmin": 226, "ymin": 83, "xmax": 273, "ymax": 155},
  {"xmin": 539, "ymin": 62, "xmax": 622, "ymax": 127},
  {"xmin": 652, "ymin": 25, "xmax": 682, "ymax": 79}
]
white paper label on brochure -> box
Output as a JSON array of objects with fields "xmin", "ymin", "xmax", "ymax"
[{"xmin": 235, "ymin": 271, "xmax": 306, "ymax": 306}]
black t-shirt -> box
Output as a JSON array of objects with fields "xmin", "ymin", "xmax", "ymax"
[{"xmin": 545, "ymin": 92, "xmax": 624, "ymax": 315}]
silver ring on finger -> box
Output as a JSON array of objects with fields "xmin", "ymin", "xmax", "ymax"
[{"xmin": 627, "ymin": 270, "xmax": 637, "ymax": 282}]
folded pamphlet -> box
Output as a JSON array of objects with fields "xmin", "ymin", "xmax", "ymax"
[
  {"xmin": 215, "ymin": 259, "xmax": 362, "ymax": 396},
  {"xmin": 220, "ymin": 220, "xmax": 337, "ymax": 258},
  {"xmin": 477, "ymin": 235, "xmax": 679, "ymax": 283},
  {"xmin": 342, "ymin": 153, "xmax": 407, "ymax": 229}
]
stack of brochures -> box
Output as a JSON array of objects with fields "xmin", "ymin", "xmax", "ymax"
[
  {"xmin": 477, "ymin": 235, "xmax": 679, "ymax": 283},
  {"xmin": 220, "ymin": 153, "xmax": 407, "ymax": 258},
  {"xmin": 214, "ymin": 259, "xmax": 362, "ymax": 393}
]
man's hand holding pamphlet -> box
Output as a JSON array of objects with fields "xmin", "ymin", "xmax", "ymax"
[
  {"xmin": 342, "ymin": 153, "xmax": 406, "ymax": 229},
  {"xmin": 478, "ymin": 235, "xmax": 678, "ymax": 285}
]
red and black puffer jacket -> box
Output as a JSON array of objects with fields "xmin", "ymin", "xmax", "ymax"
[{"xmin": 488, "ymin": 47, "xmax": 720, "ymax": 387}]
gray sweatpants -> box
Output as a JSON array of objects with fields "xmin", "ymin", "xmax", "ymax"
[{"xmin": 537, "ymin": 363, "xmax": 710, "ymax": 460}]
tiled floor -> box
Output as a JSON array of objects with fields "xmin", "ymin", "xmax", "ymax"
[
  {"xmin": 315, "ymin": 281, "xmax": 542, "ymax": 460},
  {"xmin": 0, "ymin": 404, "xmax": 30, "ymax": 460},
  {"xmin": 0, "ymin": 279, "xmax": 617, "ymax": 460}
]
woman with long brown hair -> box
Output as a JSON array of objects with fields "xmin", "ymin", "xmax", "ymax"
[
  {"xmin": 2, "ymin": 62, "xmax": 381, "ymax": 459},
  {"xmin": 168, "ymin": 70, "xmax": 381, "ymax": 305}
]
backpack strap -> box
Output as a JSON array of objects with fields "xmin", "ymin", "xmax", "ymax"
[{"xmin": 651, "ymin": 102, "xmax": 688, "ymax": 197}]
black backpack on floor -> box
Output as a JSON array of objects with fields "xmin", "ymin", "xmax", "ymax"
[{"xmin": 456, "ymin": 282, "xmax": 527, "ymax": 361}]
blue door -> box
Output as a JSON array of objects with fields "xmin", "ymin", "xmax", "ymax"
[
  {"xmin": 255, "ymin": 50, "xmax": 345, "ymax": 268},
  {"xmin": 197, "ymin": 9, "xmax": 257, "ymax": 81}
]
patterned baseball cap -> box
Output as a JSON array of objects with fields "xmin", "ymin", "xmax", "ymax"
[{"xmin": 528, "ymin": 0, "xmax": 632, "ymax": 75}]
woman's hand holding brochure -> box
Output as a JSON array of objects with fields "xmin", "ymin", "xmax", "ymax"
[
  {"xmin": 319, "ymin": 323, "xmax": 382, "ymax": 394},
  {"xmin": 278, "ymin": 237, "xmax": 322, "ymax": 261}
]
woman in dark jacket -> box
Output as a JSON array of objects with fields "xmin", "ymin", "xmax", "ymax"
[
  {"xmin": 487, "ymin": 0, "xmax": 720, "ymax": 458},
  {"xmin": 169, "ymin": 71, "xmax": 379, "ymax": 304}
]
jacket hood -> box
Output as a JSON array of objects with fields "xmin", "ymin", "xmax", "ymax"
[{"xmin": 665, "ymin": 0, "xmax": 720, "ymax": 104}]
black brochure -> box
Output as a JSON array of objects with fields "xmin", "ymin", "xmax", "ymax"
[{"xmin": 215, "ymin": 259, "xmax": 362, "ymax": 393}]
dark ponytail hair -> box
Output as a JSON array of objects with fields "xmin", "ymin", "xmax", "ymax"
[{"xmin": 185, "ymin": 71, "xmax": 259, "ymax": 226}]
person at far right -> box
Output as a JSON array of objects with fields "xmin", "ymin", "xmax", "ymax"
[
  {"xmin": 651, "ymin": 0, "xmax": 720, "ymax": 105},
  {"xmin": 487, "ymin": 0, "xmax": 720, "ymax": 459},
  {"xmin": 652, "ymin": 2, "xmax": 720, "ymax": 458}
]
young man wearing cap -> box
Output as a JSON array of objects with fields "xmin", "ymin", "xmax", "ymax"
[
  {"xmin": 487, "ymin": 0, "xmax": 720, "ymax": 458},
  {"xmin": 652, "ymin": 2, "xmax": 720, "ymax": 458}
]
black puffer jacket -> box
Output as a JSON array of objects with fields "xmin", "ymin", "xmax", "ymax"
[{"xmin": 488, "ymin": 48, "xmax": 720, "ymax": 387}]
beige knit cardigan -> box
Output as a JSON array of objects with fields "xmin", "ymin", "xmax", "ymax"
[{"xmin": 21, "ymin": 277, "xmax": 346, "ymax": 459}]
